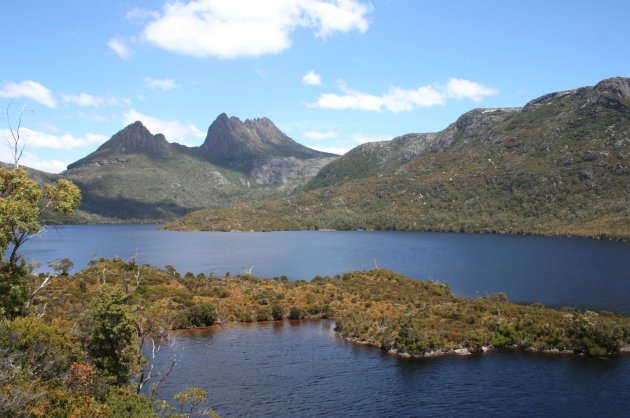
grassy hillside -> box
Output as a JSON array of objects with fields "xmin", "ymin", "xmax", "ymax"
[{"xmin": 167, "ymin": 78, "xmax": 630, "ymax": 239}]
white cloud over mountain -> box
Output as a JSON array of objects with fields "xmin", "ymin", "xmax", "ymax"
[
  {"xmin": 0, "ymin": 80, "xmax": 57, "ymax": 108},
  {"xmin": 123, "ymin": 109, "xmax": 206, "ymax": 145},
  {"xmin": 62, "ymin": 93, "xmax": 131, "ymax": 107},
  {"xmin": 314, "ymin": 78, "xmax": 498, "ymax": 112},
  {"xmin": 140, "ymin": 0, "xmax": 372, "ymax": 58},
  {"xmin": 0, "ymin": 127, "xmax": 106, "ymax": 150}
]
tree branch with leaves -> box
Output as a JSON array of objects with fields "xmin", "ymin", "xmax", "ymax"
[{"xmin": 1, "ymin": 105, "xmax": 81, "ymax": 318}]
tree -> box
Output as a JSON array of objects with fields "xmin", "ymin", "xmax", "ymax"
[
  {"xmin": 0, "ymin": 168, "xmax": 81, "ymax": 268},
  {"xmin": 4, "ymin": 103, "xmax": 27, "ymax": 169},
  {"xmin": 84, "ymin": 288, "xmax": 140, "ymax": 385},
  {"xmin": 48, "ymin": 257, "xmax": 75, "ymax": 276},
  {"xmin": 0, "ymin": 107, "xmax": 81, "ymax": 318}
]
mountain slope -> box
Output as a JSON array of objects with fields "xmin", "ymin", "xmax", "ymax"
[
  {"xmin": 62, "ymin": 116, "xmax": 337, "ymax": 221},
  {"xmin": 167, "ymin": 77, "xmax": 630, "ymax": 239}
]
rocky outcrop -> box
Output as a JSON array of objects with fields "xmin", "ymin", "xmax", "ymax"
[
  {"xmin": 250, "ymin": 156, "xmax": 337, "ymax": 190},
  {"xmin": 199, "ymin": 113, "xmax": 334, "ymax": 164},
  {"xmin": 68, "ymin": 121, "xmax": 171, "ymax": 169}
]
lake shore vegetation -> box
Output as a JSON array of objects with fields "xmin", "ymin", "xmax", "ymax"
[{"xmin": 3, "ymin": 257, "xmax": 630, "ymax": 416}]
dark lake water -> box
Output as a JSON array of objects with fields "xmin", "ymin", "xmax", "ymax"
[
  {"xmin": 146, "ymin": 320, "xmax": 630, "ymax": 418},
  {"xmin": 27, "ymin": 224, "xmax": 630, "ymax": 314},
  {"xmin": 23, "ymin": 225, "xmax": 630, "ymax": 417}
]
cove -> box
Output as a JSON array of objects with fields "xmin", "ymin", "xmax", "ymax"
[{"xmin": 146, "ymin": 320, "xmax": 630, "ymax": 418}]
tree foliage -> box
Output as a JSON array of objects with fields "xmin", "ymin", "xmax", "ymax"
[
  {"xmin": 0, "ymin": 167, "xmax": 80, "ymax": 319},
  {"xmin": 84, "ymin": 288, "xmax": 140, "ymax": 385}
]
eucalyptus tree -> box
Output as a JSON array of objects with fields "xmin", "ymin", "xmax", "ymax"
[{"xmin": 1, "ymin": 105, "xmax": 81, "ymax": 318}]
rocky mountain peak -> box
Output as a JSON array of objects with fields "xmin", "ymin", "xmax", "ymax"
[
  {"xmin": 100, "ymin": 121, "xmax": 169, "ymax": 154},
  {"xmin": 199, "ymin": 113, "xmax": 335, "ymax": 163},
  {"xmin": 595, "ymin": 77, "xmax": 630, "ymax": 99},
  {"xmin": 66, "ymin": 121, "xmax": 170, "ymax": 170}
]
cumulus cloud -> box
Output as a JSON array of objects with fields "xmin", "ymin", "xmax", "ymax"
[
  {"xmin": 107, "ymin": 38, "xmax": 134, "ymax": 59},
  {"xmin": 308, "ymin": 145, "xmax": 348, "ymax": 155},
  {"xmin": 352, "ymin": 133, "xmax": 389, "ymax": 144},
  {"xmin": 78, "ymin": 112, "xmax": 112, "ymax": 122},
  {"xmin": 306, "ymin": 131, "xmax": 388, "ymax": 156},
  {"xmin": 303, "ymin": 130, "xmax": 336, "ymax": 140},
  {"xmin": 1, "ymin": 127, "xmax": 107, "ymax": 150},
  {"xmin": 444, "ymin": 78, "xmax": 498, "ymax": 102},
  {"xmin": 140, "ymin": 0, "xmax": 371, "ymax": 58},
  {"xmin": 0, "ymin": 80, "xmax": 56, "ymax": 108},
  {"xmin": 123, "ymin": 108, "xmax": 205, "ymax": 145},
  {"xmin": 144, "ymin": 77, "xmax": 180, "ymax": 91},
  {"xmin": 62, "ymin": 93, "xmax": 131, "ymax": 107},
  {"xmin": 4, "ymin": 151, "xmax": 70, "ymax": 173},
  {"xmin": 314, "ymin": 78, "xmax": 498, "ymax": 112},
  {"xmin": 302, "ymin": 70, "xmax": 322, "ymax": 86},
  {"xmin": 125, "ymin": 7, "xmax": 160, "ymax": 21}
]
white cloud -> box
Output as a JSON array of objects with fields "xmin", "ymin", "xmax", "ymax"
[
  {"xmin": 352, "ymin": 133, "xmax": 389, "ymax": 144},
  {"xmin": 1, "ymin": 127, "xmax": 107, "ymax": 150},
  {"xmin": 0, "ymin": 80, "xmax": 56, "ymax": 108},
  {"xmin": 107, "ymin": 38, "xmax": 134, "ymax": 59},
  {"xmin": 308, "ymin": 145, "xmax": 348, "ymax": 155},
  {"xmin": 302, "ymin": 70, "xmax": 322, "ymax": 86},
  {"xmin": 314, "ymin": 78, "xmax": 497, "ymax": 112},
  {"xmin": 3, "ymin": 150, "xmax": 70, "ymax": 173},
  {"xmin": 123, "ymin": 108, "xmax": 206, "ymax": 145},
  {"xmin": 126, "ymin": 7, "xmax": 160, "ymax": 21},
  {"xmin": 303, "ymin": 130, "xmax": 336, "ymax": 140},
  {"xmin": 300, "ymin": 0, "xmax": 371, "ymax": 38},
  {"xmin": 144, "ymin": 77, "xmax": 180, "ymax": 91},
  {"xmin": 140, "ymin": 0, "xmax": 371, "ymax": 58},
  {"xmin": 444, "ymin": 78, "xmax": 498, "ymax": 102},
  {"xmin": 78, "ymin": 112, "xmax": 112, "ymax": 122},
  {"xmin": 62, "ymin": 93, "xmax": 131, "ymax": 107},
  {"xmin": 306, "ymin": 132, "xmax": 387, "ymax": 156}
]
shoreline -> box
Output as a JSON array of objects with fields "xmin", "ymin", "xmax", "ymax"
[{"xmin": 175, "ymin": 319, "xmax": 630, "ymax": 359}]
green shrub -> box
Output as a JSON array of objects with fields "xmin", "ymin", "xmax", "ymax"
[
  {"xmin": 271, "ymin": 304, "xmax": 285, "ymax": 320},
  {"xmin": 185, "ymin": 303, "xmax": 217, "ymax": 327},
  {"xmin": 288, "ymin": 306, "xmax": 302, "ymax": 320}
]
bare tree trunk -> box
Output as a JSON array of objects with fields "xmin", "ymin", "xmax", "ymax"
[{"xmin": 5, "ymin": 103, "xmax": 27, "ymax": 169}]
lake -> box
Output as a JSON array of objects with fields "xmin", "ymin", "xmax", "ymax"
[
  {"xmin": 24, "ymin": 225, "xmax": 630, "ymax": 417},
  {"xmin": 27, "ymin": 224, "xmax": 630, "ymax": 314},
  {"xmin": 147, "ymin": 320, "xmax": 630, "ymax": 418}
]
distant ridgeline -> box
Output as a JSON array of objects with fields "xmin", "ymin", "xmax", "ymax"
[
  {"xmin": 8, "ymin": 77, "xmax": 630, "ymax": 236},
  {"xmin": 167, "ymin": 77, "xmax": 630, "ymax": 239},
  {"xmin": 44, "ymin": 114, "xmax": 337, "ymax": 222}
]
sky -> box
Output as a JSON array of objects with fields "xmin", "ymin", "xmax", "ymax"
[{"xmin": 1, "ymin": 0, "xmax": 629, "ymax": 173}]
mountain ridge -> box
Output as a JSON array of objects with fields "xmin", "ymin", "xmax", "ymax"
[
  {"xmin": 59, "ymin": 114, "xmax": 338, "ymax": 221},
  {"xmin": 167, "ymin": 77, "xmax": 630, "ymax": 239}
]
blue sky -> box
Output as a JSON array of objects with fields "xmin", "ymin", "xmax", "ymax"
[{"xmin": 1, "ymin": 0, "xmax": 629, "ymax": 173}]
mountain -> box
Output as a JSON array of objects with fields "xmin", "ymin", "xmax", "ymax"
[
  {"xmin": 61, "ymin": 115, "xmax": 337, "ymax": 221},
  {"xmin": 167, "ymin": 77, "xmax": 630, "ymax": 239},
  {"xmin": 304, "ymin": 132, "xmax": 441, "ymax": 190},
  {"xmin": 67, "ymin": 121, "xmax": 171, "ymax": 169},
  {"xmin": 200, "ymin": 113, "xmax": 329, "ymax": 163}
]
